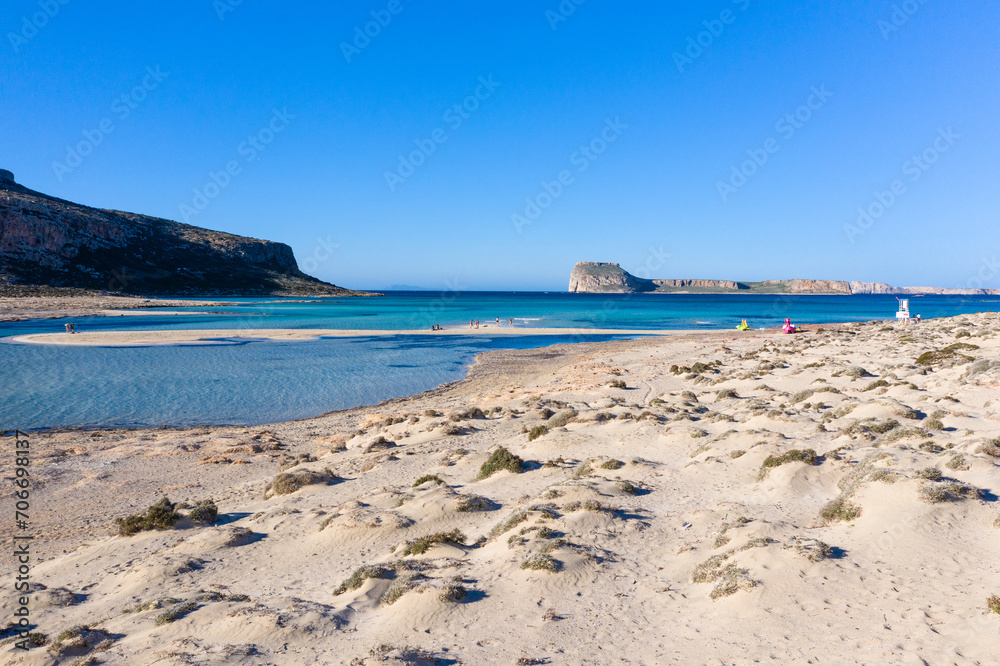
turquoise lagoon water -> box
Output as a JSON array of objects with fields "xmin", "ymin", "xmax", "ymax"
[{"xmin": 2, "ymin": 292, "xmax": 997, "ymax": 430}]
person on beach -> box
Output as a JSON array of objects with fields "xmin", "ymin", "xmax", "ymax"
[
  {"xmin": 65, "ymin": 323, "xmax": 71, "ymax": 334},
  {"xmin": 496, "ymin": 317, "xmax": 500, "ymax": 325},
  {"xmin": 509, "ymin": 318, "xmax": 513, "ymax": 327},
  {"xmin": 70, "ymin": 322, "xmax": 76, "ymax": 334},
  {"xmin": 469, "ymin": 320, "xmax": 474, "ymax": 329}
]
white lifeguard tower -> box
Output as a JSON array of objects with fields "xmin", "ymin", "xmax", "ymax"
[{"xmin": 896, "ymin": 298, "xmax": 910, "ymax": 322}]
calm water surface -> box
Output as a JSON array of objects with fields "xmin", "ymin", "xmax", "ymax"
[{"xmin": 2, "ymin": 292, "xmax": 996, "ymax": 430}]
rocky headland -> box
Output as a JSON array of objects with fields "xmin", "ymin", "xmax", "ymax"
[
  {"xmin": 0, "ymin": 169, "xmax": 374, "ymax": 296},
  {"xmin": 569, "ymin": 262, "xmax": 1000, "ymax": 296}
]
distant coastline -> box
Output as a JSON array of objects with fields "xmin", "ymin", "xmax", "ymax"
[{"xmin": 568, "ymin": 262, "xmax": 1000, "ymax": 296}]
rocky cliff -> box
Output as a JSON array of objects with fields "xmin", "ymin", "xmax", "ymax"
[
  {"xmin": 753, "ymin": 279, "xmax": 852, "ymax": 294},
  {"xmin": 850, "ymin": 281, "xmax": 999, "ymax": 296},
  {"xmin": 652, "ymin": 278, "xmax": 741, "ymax": 290},
  {"xmin": 568, "ymin": 262, "xmax": 655, "ymax": 292},
  {"xmin": 0, "ymin": 170, "xmax": 372, "ymax": 296},
  {"xmin": 569, "ymin": 262, "xmax": 998, "ymax": 295}
]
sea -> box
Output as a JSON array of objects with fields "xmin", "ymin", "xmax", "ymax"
[{"xmin": 2, "ymin": 291, "xmax": 996, "ymax": 430}]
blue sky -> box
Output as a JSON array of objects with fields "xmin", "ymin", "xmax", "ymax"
[{"xmin": 2, "ymin": 0, "xmax": 998, "ymax": 291}]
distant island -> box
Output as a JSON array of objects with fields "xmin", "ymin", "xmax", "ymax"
[
  {"xmin": 0, "ymin": 169, "xmax": 375, "ymax": 296},
  {"xmin": 569, "ymin": 262, "xmax": 1000, "ymax": 296}
]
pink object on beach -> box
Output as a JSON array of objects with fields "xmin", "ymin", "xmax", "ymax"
[{"xmin": 782, "ymin": 318, "xmax": 797, "ymax": 334}]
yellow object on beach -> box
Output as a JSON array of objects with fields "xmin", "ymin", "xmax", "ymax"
[{"xmin": 736, "ymin": 319, "xmax": 750, "ymax": 331}]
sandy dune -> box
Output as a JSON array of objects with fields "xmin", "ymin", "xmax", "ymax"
[
  {"xmin": 2, "ymin": 314, "xmax": 999, "ymax": 664},
  {"xmin": 0, "ymin": 296, "xmax": 238, "ymax": 323}
]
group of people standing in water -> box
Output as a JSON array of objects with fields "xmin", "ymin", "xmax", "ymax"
[
  {"xmin": 469, "ymin": 317, "xmax": 514, "ymax": 329},
  {"xmin": 429, "ymin": 318, "xmax": 516, "ymax": 331}
]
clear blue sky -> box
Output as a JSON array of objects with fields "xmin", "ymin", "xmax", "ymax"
[{"xmin": 2, "ymin": 1, "xmax": 998, "ymax": 291}]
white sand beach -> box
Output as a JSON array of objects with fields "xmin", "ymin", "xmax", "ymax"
[
  {"xmin": 0, "ymin": 296, "xmax": 238, "ymax": 323},
  {"xmin": 2, "ymin": 313, "xmax": 999, "ymax": 664}
]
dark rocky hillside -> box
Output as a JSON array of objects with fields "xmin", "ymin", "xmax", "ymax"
[{"xmin": 0, "ymin": 169, "xmax": 373, "ymax": 296}]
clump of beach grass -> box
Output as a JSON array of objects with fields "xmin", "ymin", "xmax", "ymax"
[
  {"xmin": 791, "ymin": 389, "xmax": 814, "ymax": 403},
  {"xmin": 488, "ymin": 511, "xmax": 530, "ymax": 539},
  {"xmin": 451, "ymin": 407, "xmax": 486, "ymax": 421},
  {"xmin": 786, "ymin": 536, "xmax": 833, "ymax": 562},
  {"xmin": 155, "ymin": 600, "xmax": 197, "ymax": 626},
  {"xmin": 547, "ymin": 409, "xmax": 577, "ymax": 428},
  {"xmin": 381, "ymin": 573, "xmax": 424, "ymax": 606},
  {"xmin": 918, "ymin": 481, "xmax": 981, "ymax": 503},
  {"xmin": 413, "ymin": 474, "xmax": 444, "ymax": 487},
  {"xmin": 528, "ymin": 425, "xmax": 548, "ymax": 442},
  {"xmin": 264, "ymin": 469, "xmax": 336, "ymax": 498},
  {"xmin": 439, "ymin": 579, "xmax": 467, "ymax": 602},
  {"xmin": 399, "ymin": 529, "xmax": 466, "ymax": 556},
  {"xmin": 692, "ymin": 553, "xmax": 758, "ymax": 600},
  {"xmin": 364, "ymin": 435, "xmax": 396, "ymax": 453},
  {"xmin": 616, "ymin": 481, "xmax": 638, "ymax": 495},
  {"xmin": 843, "ymin": 365, "xmax": 873, "ymax": 380},
  {"xmin": 977, "ymin": 439, "xmax": 1000, "ymax": 458},
  {"xmin": 819, "ymin": 497, "xmax": 861, "ymax": 523},
  {"xmin": 988, "ymin": 595, "xmax": 1000, "ymax": 615},
  {"xmin": 521, "ymin": 553, "xmax": 560, "ymax": 572},
  {"xmin": 334, "ymin": 565, "xmax": 388, "ymax": 595},
  {"xmin": 863, "ymin": 379, "xmax": 889, "ymax": 392},
  {"xmin": 115, "ymin": 497, "xmax": 181, "ymax": 536},
  {"xmin": 917, "ymin": 467, "xmax": 943, "ymax": 481},
  {"xmin": 477, "ymin": 447, "xmax": 524, "ymax": 479},
  {"xmin": 601, "ymin": 459, "xmax": 624, "ymax": 470},
  {"xmin": 3, "ymin": 631, "xmax": 47, "ymax": 648},
  {"xmin": 455, "ymin": 494, "xmax": 494, "ymax": 512},
  {"xmin": 945, "ymin": 453, "xmax": 969, "ymax": 471},
  {"xmin": 50, "ymin": 625, "xmax": 112, "ymax": 656},
  {"xmin": 186, "ymin": 499, "xmax": 218, "ymax": 525},
  {"xmin": 757, "ymin": 449, "xmax": 818, "ymax": 480}
]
